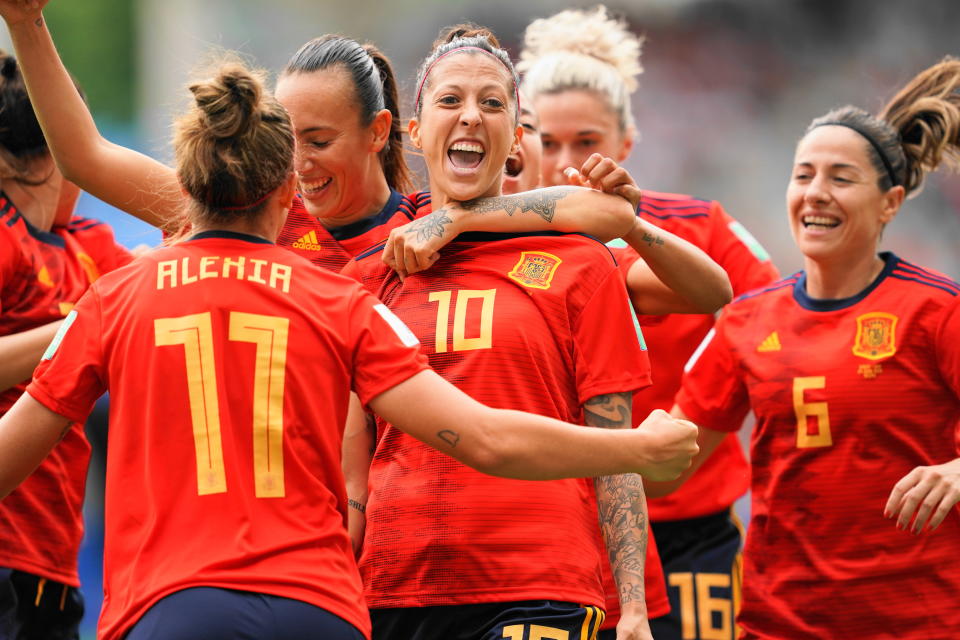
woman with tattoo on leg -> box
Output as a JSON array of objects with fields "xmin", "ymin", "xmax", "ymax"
[
  {"xmin": 344, "ymin": 25, "xmax": 723, "ymax": 640},
  {"xmin": 515, "ymin": 7, "xmax": 781, "ymax": 639},
  {"xmin": 0, "ymin": 58, "xmax": 699, "ymax": 640}
]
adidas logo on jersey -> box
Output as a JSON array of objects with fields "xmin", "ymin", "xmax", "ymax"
[
  {"xmin": 292, "ymin": 230, "xmax": 323, "ymax": 251},
  {"xmin": 757, "ymin": 331, "xmax": 781, "ymax": 352}
]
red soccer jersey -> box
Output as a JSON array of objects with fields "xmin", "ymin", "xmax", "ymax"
[
  {"xmin": 0, "ymin": 193, "xmax": 131, "ymax": 586},
  {"xmin": 26, "ymin": 231, "xmax": 429, "ymax": 640},
  {"xmin": 676, "ymin": 252, "xmax": 960, "ymax": 639},
  {"xmin": 352, "ymin": 229, "xmax": 652, "ymax": 611},
  {"xmin": 614, "ymin": 191, "xmax": 779, "ymax": 521},
  {"xmin": 276, "ymin": 190, "xmax": 425, "ymax": 272}
]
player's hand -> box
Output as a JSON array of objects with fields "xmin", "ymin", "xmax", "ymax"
[
  {"xmin": 0, "ymin": 0, "xmax": 48, "ymax": 26},
  {"xmin": 564, "ymin": 153, "xmax": 642, "ymax": 213},
  {"xmin": 885, "ymin": 458, "xmax": 960, "ymax": 534},
  {"xmin": 615, "ymin": 612, "xmax": 654, "ymax": 640},
  {"xmin": 382, "ymin": 209, "xmax": 458, "ymax": 279},
  {"xmin": 633, "ymin": 409, "xmax": 698, "ymax": 482}
]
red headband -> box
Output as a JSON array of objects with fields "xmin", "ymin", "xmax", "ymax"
[{"xmin": 414, "ymin": 46, "xmax": 520, "ymax": 115}]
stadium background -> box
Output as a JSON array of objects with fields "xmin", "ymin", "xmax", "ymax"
[{"xmin": 3, "ymin": 0, "xmax": 958, "ymax": 636}]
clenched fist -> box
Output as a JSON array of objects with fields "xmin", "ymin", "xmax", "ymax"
[{"xmin": 634, "ymin": 409, "xmax": 699, "ymax": 481}]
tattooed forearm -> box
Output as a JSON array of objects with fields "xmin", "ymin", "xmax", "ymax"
[
  {"xmin": 641, "ymin": 232, "xmax": 665, "ymax": 248},
  {"xmin": 584, "ymin": 392, "xmax": 632, "ymax": 430},
  {"xmin": 595, "ymin": 472, "xmax": 649, "ymax": 606},
  {"xmin": 438, "ymin": 429, "xmax": 460, "ymax": 447},
  {"xmin": 586, "ymin": 391, "xmax": 646, "ymax": 605},
  {"xmin": 461, "ymin": 187, "xmax": 575, "ymax": 222},
  {"xmin": 406, "ymin": 212, "xmax": 453, "ymax": 242}
]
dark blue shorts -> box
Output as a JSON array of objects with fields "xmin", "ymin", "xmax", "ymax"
[
  {"xmin": 641, "ymin": 510, "xmax": 743, "ymax": 640},
  {"xmin": 0, "ymin": 568, "xmax": 84, "ymax": 640},
  {"xmin": 371, "ymin": 600, "xmax": 605, "ymax": 640},
  {"xmin": 125, "ymin": 587, "xmax": 365, "ymax": 640}
]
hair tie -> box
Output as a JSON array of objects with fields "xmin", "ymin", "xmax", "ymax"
[
  {"xmin": 813, "ymin": 121, "xmax": 901, "ymax": 187},
  {"xmin": 415, "ymin": 46, "xmax": 520, "ymax": 115},
  {"xmin": 208, "ymin": 184, "xmax": 278, "ymax": 212}
]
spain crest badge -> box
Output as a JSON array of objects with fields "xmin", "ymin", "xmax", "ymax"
[
  {"xmin": 508, "ymin": 251, "xmax": 562, "ymax": 290},
  {"xmin": 852, "ymin": 312, "xmax": 898, "ymax": 360}
]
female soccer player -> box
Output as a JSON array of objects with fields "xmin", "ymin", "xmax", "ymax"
[
  {"xmin": 664, "ymin": 57, "xmax": 960, "ymax": 639},
  {"xmin": 0, "ymin": 59, "xmax": 700, "ymax": 640},
  {"xmin": 346, "ymin": 25, "xmax": 729, "ymax": 640},
  {"xmin": 0, "ymin": 50, "xmax": 131, "ymax": 638},
  {"xmin": 0, "ymin": 1, "xmax": 636, "ymax": 273},
  {"xmin": 515, "ymin": 7, "xmax": 780, "ymax": 639}
]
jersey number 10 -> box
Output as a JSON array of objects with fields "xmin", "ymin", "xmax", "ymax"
[
  {"xmin": 428, "ymin": 289, "xmax": 496, "ymax": 353},
  {"xmin": 155, "ymin": 311, "xmax": 288, "ymax": 498}
]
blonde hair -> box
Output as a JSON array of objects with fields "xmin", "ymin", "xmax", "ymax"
[{"xmin": 517, "ymin": 6, "xmax": 642, "ymax": 133}]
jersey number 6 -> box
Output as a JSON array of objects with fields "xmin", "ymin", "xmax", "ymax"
[
  {"xmin": 793, "ymin": 376, "xmax": 832, "ymax": 448},
  {"xmin": 155, "ymin": 311, "xmax": 289, "ymax": 498}
]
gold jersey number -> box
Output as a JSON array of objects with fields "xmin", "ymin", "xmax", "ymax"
[
  {"xmin": 428, "ymin": 289, "xmax": 496, "ymax": 353},
  {"xmin": 155, "ymin": 311, "xmax": 289, "ymax": 497},
  {"xmin": 793, "ymin": 376, "xmax": 832, "ymax": 448}
]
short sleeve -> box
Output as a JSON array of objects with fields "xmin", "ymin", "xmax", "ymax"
[
  {"xmin": 935, "ymin": 296, "xmax": 960, "ymax": 399},
  {"xmin": 573, "ymin": 266, "xmax": 652, "ymax": 406},
  {"xmin": 348, "ymin": 288, "xmax": 429, "ymax": 408},
  {"xmin": 707, "ymin": 202, "xmax": 780, "ymax": 295},
  {"xmin": 675, "ymin": 311, "xmax": 751, "ymax": 432},
  {"xmin": 26, "ymin": 287, "xmax": 108, "ymax": 424}
]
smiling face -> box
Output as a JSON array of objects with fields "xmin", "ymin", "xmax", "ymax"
[
  {"xmin": 534, "ymin": 89, "xmax": 633, "ymax": 186},
  {"xmin": 502, "ymin": 99, "xmax": 543, "ymax": 195},
  {"xmin": 409, "ymin": 53, "xmax": 521, "ymax": 206},
  {"xmin": 787, "ymin": 125, "xmax": 904, "ymax": 264},
  {"xmin": 274, "ymin": 67, "xmax": 389, "ymax": 226}
]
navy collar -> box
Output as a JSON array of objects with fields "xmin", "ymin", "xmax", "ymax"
[
  {"xmin": 0, "ymin": 190, "xmax": 66, "ymax": 248},
  {"xmin": 187, "ymin": 229, "xmax": 274, "ymax": 245},
  {"xmin": 327, "ymin": 190, "xmax": 403, "ymax": 241},
  {"xmin": 793, "ymin": 252, "xmax": 898, "ymax": 312}
]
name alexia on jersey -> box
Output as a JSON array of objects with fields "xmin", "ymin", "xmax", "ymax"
[{"xmin": 156, "ymin": 255, "xmax": 292, "ymax": 293}]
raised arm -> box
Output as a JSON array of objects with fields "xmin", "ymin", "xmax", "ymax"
[
  {"xmin": 369, "ymin": 370, "xmax": 699, "ymax": 481},
  {"xmin": 1, "ymin": 2, "xmax": 182, "ymax": 228},
  {"xmin": 585, "ymin": 392, "xmax": 653, "ymax": 640},
  {"xmin": 382, "ymin": 186, "xmax": 636, "ymax": 277},
  {"xmin": 574, "ymin": 154, "xmax": 732, "ymax": 314}
]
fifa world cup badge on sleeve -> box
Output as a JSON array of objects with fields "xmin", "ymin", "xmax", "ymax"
[
  {"xmin": 852, "ymin": 312, "xmax": 898, "ymax": 360},
  {"xmin": 508, "ymin": 251, "xmax": 562, "ymax": 290}
]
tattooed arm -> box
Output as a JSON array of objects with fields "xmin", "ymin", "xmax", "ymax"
[
  {"xmin": 572, "ymin": 154, "xmax": 732, "ymax": 315},
  {"xmin": 367, "ymin": 370, "xmax": 698, "ymax": 481},
  {"xmin": 586, "ymin": 392, "xmax": 654, "ymax": 640},
  {"xmin": 382, "ymin": 186, "xmax": 635, "ymax": 277}
]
